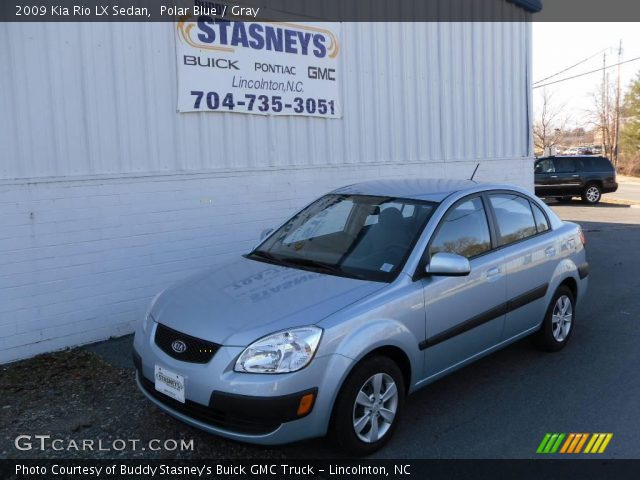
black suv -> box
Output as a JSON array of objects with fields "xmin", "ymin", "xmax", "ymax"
[{"xmin": 534, "ymin": 155, "xmax": 618, "ymax": 204}]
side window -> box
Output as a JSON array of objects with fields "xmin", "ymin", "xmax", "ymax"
[
  {"xmin": 535, "ymin": 159, "xmax": 555, "ymax": 173},
  {"xmin": 595, "ymin": 157, "xmax": 613, "ymax": 171},
  {"xmin": 489, "ymin": 194, "xmax": 538, "ymax": 245},
  {"xmin": 555, "ymin": 158, "xmax": 576, "ymax": 173},
  {"xmin": 582, "ymin": 157, "xmax": 597, "ymax": 172},
  {"xmin": 430, "ymin": 197, "xmax": 491, "ymax": 259},
  {"xmin": 530, "ymin": 202, "xmax": 550, "ymax": 233}
]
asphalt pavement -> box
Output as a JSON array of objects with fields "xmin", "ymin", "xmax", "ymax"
[{"xmin": 607, "ymin": 175, "xmax": 640, "ymax": 204}]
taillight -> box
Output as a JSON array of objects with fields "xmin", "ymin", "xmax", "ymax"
[{"xmin": 579, "ymin": 229, "xmax": 586, "ymax": 246}]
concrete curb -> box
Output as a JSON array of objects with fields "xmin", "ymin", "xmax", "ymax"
[{"xmin": 601, "ymin": 198, "xmax": 640, "ymax": 208}]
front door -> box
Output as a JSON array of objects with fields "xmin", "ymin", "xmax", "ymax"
[
  {"xmin": 419, "ymin": 196, "xmax": 506, "ymax": 379},
  {"xmin": 534, "ymin": 158, "xmax": 558, "ymax": 196}
]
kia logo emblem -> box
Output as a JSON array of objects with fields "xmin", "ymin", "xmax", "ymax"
[{"xmin": 171, "ymin": 340, "xmax": 187, "ymax": 353}]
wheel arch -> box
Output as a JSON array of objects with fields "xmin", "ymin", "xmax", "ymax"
[
  {"xmin": 326, "ymin": 343, "xmax": 414, "ymax": 432},
  {"xmin": 558, "ymin": 275, "xmax": 578, "ymax": 300}
]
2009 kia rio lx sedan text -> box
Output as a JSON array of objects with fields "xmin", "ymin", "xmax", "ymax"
[{"xmin": 133, "ymin": 179, "xmax": 589, "ymax": 455}]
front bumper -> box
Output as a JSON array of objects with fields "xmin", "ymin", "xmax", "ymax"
[{"xmin": 133, "ymin": 324, "xmax": 353, "ymax": 445}]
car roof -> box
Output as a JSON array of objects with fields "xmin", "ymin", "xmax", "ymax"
[
  {"xmin": 538, "ymin": 155, "xmax": 605, "ymax": 159},
  {"xmin": 331, "ymin": 178, "xmax": 505, "ymax": 202}
]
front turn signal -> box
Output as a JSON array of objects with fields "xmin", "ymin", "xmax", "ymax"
[{"xmin": 297, "ymin": 393, "xmax": 316, "ymax": 416}]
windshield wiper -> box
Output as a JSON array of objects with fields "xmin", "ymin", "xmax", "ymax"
[
  {"xmin": 279, "ymin": 257, "xmax": 342, "ymax": 273},
  {"xmin": 248, "ymin": 251, "xmax": 365, "ymax": 279},
  {"xmin": 279, "ymin": 257, "xmax": 367, "ymax": 279},
  {"xmin": 247, "ymin": 250, "xmax": 282, "ymax": 263}
]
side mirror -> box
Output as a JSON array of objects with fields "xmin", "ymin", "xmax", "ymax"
[
  {"xmin": 426, "ymin": 252, "xmax": 471, "ymax": 276},
  {"xmin": 260, "ymin": 228, "xmax": 274, "ymax": 241}
]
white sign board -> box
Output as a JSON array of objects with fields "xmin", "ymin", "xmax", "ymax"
[{"xmin": 176, "ymin": 19, "xmax": 342, "ymax": 118}]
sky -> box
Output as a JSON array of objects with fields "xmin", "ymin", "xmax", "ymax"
[{"xmin": 532, "ymin": 22, "xmax": 640, "ymax": 129}]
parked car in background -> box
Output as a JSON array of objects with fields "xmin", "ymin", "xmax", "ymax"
[
  {"xmin": 534, "ymin": 155, "xmax": 618, "ymax": 204},
  {"xmin": 134, "ymin": 179, "xmax": 588, "ymax": 455}
]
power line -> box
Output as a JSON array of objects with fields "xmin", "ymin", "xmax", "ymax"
[
  {"xmin": 533, "ymin": 48, "xmax": 608, "ymax": 85},
  {"xmin": 533, "ymin": 56, "xmax": 640, "ymax": 89}
]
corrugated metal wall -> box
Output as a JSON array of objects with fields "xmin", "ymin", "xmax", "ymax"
[{"xmin": 0, "ymin": 18, "xmax": 531, "ymax": 181}]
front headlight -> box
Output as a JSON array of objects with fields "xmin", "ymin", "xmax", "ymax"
[{"xmin": 235, "ymin": 327, "xmax": 323, "ymax": 374}]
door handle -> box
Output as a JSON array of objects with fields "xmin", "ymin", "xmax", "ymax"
[
  {"xmin": 571, "ymin": 174, "xmax": 580, "ymax": 178},
  {"xmin": 485, "ymin": 267, "xmax": 502, "ymax": 280},
  {"xmin": 550, "ymin": 175, "xmax": 558, "ymax": 178},
  {"xmin": 545, "ymin": 246, "xmax": 556, "ymax": 257}
]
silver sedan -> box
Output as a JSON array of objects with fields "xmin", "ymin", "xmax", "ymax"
[{"xmin": 133, "ymin": 179, "xmax": 588, "ymax": 455}]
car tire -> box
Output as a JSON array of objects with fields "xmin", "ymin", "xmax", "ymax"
[
  {"xmin": 581, "ymin": 183, "xmax": 602, "ymax": 204},
  {"xmin": 532, "ymin": 285, "xmax": 575, "ymax": 352},
  {"xmin": 556, "ymin": 197, "xmax": 573, "ymax": 203},
  {"xmin": 331, "ymin": 356, "xmax": 405, "ymax": 456}
]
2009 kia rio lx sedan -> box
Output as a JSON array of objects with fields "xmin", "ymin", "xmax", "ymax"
[{"xmin": 133, "ymin": 179, "xmax": 589, "ymax": 455}]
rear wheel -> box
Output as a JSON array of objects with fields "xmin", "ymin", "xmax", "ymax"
[
  {"xmin": 581, "ymin": 183, "xmax": 602, "ymax": 204},
  {"xmin": 533, "ymin": 285, "xmax": 575, "ymax": 351},
  {"xmin": 331, "ymin": 356, "xmax": 405, "ymax": 456}
]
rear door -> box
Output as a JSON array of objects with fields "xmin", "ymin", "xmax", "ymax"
[
  {"xmin": 554, "ymin": 157, "xmax": 583, "ymax": 194},
  {"xmin": 486, "ymin": 193, "xmax": 557, "ymax": 339},
  {"xmin": 420, "ymin": 195, "xmax": 506, "ymax": 378}
]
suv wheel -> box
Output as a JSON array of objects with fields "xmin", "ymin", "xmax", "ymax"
[
  {"xmin": 533, "ymin": 285, "xmax": 575, "ymax": 351},
  {"xmin": 582, "ymin": 183, "xmax": 602, "ymax": 204},
  {"xmin": 331, "ymin": 356, "xmax": 405, "ymax": 455}
]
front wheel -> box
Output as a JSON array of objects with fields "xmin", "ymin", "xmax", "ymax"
[
  {"xmin": 533, "ymin": 285, "xmax": 575, "ymax": 351},
  {"xmin": 331, "ymin": 356, "xmax": 405, "ymax": 456},
  {"xmin": 582, "ymin": 183, "xmax": 602, "ymax": 204}
]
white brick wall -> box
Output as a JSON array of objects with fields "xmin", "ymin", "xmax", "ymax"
[{"xmin": 0, "ymin": 158, "xmax": 531, "ymax": 363}]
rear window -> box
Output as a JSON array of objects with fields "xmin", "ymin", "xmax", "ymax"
[
  {"xmin": 576, "ymin": 156, "xmax": 613, "ymax": 172},
  {"xmin": 531, "ymin": 202, "xmax": 550, "ymax": 233},
  {"xmin": 554, "ymin": 157, "xmax": 576, "ymax": 173},
  {"xmin": 593, "ymin": 157, "xmax": 613, "ymax": 171},
  {"xmin": 489, "ymin": 194, "xmax": 538, "ymax": 246}
]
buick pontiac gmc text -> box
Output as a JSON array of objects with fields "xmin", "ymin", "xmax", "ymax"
[{"xmin": 134, "ymin": 179, "xmax": 589, "ymax": 455}]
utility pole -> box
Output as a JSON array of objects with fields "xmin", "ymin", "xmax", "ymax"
[
  {"xmin": 614, "ymin": 40, "xmax": 623, "ymax": 166},
  {"xmin": 602, "ymin": 52, "xmax": 607, "ymax": 157}
]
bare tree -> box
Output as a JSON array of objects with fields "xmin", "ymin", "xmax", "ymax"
[
  {"xmin": 533, "ymin": 89, "xmax": 569, "ymax": 156},
  {"xmin": 587, "ymin": 65, "xmax": 621, "ymax": 162}
]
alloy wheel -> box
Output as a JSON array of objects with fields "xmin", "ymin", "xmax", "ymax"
[
  {"xmin": 552, "ymin": 294, "xmax": 573, "ymax": 342},
  {"xmin": 585, "ymin": 186, "xmax": 600, "ymax": 203},
  {"xmin": 352, "ymin": 373, "xmax": 398, "ymax": 443}
]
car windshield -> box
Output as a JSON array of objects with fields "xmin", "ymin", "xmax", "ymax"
[{"xmin": 246, "ymin": 194, "xmax": 437, "ymax": 282}]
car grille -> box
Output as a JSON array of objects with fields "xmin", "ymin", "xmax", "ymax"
[
  {"xmin": 154, "ymin": 323, "xmax": 220, "ymax": 364},
  {"xmin": 138, "ymin": 375, "xmax": 281, "ymax": 435}
]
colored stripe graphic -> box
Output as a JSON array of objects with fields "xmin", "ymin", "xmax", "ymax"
[
  {"xmin": 537, "ymin": 433, "xmax": 565, "ymax": 453},
  {"xmin": 537, "ymin": 433, "xmax": 552, "ymax": 453},
  {"xmin": 538, "ymin": 433, "xmax": 613, "ymax": 454},
  {"xmin": 585, "ymin": 433, "xmax": 614, "ymax": 454},
  {"xmin": 559, "ymin": 433, "xmax": 575, "ymax": 453},
  {"xmin": 574, "ymin": 433, "xmax": 589, "ymax": 453}
]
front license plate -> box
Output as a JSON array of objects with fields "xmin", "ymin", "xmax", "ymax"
[{"xmin": 154, "ymin": 365, "xmax": 185, "ymax": 403}]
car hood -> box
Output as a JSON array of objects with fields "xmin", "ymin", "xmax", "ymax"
[{"xmin": 151, "ymin": 256, "xmax": 386, "ymax": 346}]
